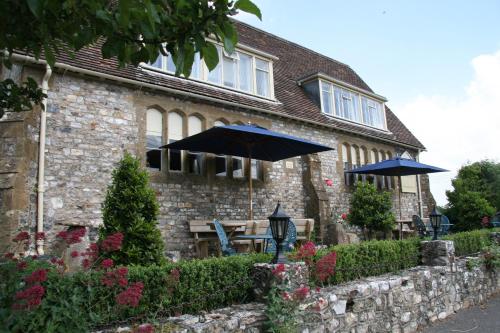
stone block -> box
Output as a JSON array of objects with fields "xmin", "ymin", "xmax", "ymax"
[{"xmin": 421, "ymin": 240, "xmax": 455, "ymax": 266}]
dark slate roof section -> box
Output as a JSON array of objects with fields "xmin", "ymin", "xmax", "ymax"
[{"xmin": 27, "ymin": 21, "xmax": 425, "ymax": 150}]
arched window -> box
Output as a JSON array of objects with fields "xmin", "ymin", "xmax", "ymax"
[
  {"xmin": 232, "ymin": 122, "xmax": 245, "ymax": 178},
  {"xmin": 360, "ymin": 147, "xmax": 368, "ymax": 166},
  {"xmin": 386, "ymin": 151, "xmax": 394, "ymax": 188},
  {"xmin": 351, "ymin": 145, "xmax": 359, "ymax": 168},
  {"xmin": 146, "ymin": 109, "xmax": 163, "ymax": 170},
  {"xmin": 379, "ymin": 150, "xmax": 387, "ymax": 188},
  {"xmin": 370, "ymin": 149, "xmax": 378, "ymax": 164},
  {"xmin": 341, "ymin": 143, "xmax": 351, "ymax": 185},
  {"xmin": 168, "ymin": 112, "xmax": 183, "ymax": 171},
  {"xmin": 214, "ymin": 120, "xmax": 227, "ymax": 176},
  {"xmin": 187, "ymin": 115, "xmax": 204, "ymax": 174}
]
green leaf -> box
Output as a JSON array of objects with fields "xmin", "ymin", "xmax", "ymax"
[
  {"xmin": 222, "ymin": 22, "xmax": 237, "ymax": 54},
  {"xmin": 201, "ymin": 43, "xmax": 219, "ymax": 71},
  {"xmin": 27, "ymin": 0, "xmax": 43, "ymax": 18},
  {"xmin": 234, "ymin": 0, "xmax": 262, "ymax": 20},
  {"xmin": 43, "ymin": 44, "xmax": 56, "ymax": 67}
]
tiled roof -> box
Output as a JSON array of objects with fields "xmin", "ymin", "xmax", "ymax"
[{"xmin": 27, "ymin": 20, "xmax": 425, "ymax": 149}]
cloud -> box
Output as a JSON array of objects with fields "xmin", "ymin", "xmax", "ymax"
[{"xmin": 392, "ymin": 50, "xmax": 500, "ymax": 206}]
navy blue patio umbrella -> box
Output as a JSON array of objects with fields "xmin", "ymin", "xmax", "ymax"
[
  {"xmin": 162, "ymin": 124, "xmax": 333, "ymax": 218},
  {"xmin": 346, "ymin": 157, "xmax": 447, "ymax": 232}
]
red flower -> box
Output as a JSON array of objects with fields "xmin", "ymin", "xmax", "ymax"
[
  {"xmin": 56, "ymin": 227, "xmax": 86, "ymax": 245},
  {"xmin": 315, "ymin": 252, "xmax": 337, "ymax": 282},
  {"xmin": 101, "ymin": 259, "xmax": 114, "ymax": 269},
  {"xmin": 24, "ymin": 269, "xmax": 48, "ymax": 284},
  {"xmin": 133, "ymin": 324, "xmax": 154, "ymax": 333},
  {"xmin": 17, "ymin": 261, "xmax": 28, "ymax": 270},
  {"xmin": 271, "ymin": 263, "xmax": 286, "ymax": 279},
  {"xmin": 13, "ymin": 284, "xmax": 45, "ymax": 310},
  {"xmin": 4, "ymin": 252, "xmax": 15, "ymax": 260},
  {"xmin": 35, "ymin": 232, "xmax": 45, "ymax": 241},
  {"xmin": 101, "ymin": 267, "xmax": 129, "ymax": 287},
  {"xmin": 325, "ymin": 179, "xmax": 333, "ymax": 187},
  {"xmin": 56, "ymin": 231, "xmax": 68, "ymax": 240},
  {"xmin": 293, "ymin": 286, "xmax": 310, "ymax": 301},
  {"xmin": 116, "ymin": 282, "xmax": 144, "ymax": 307},
  {"xmin": 290, "ymin": 241, "xmax": 317, "ymax": 266},
  {"xmin": 101, "ymin": 232, "xmax": 124, "ymax": 252},
  {"xmin": 70, "ymin": 251, "xmax": 79, "ymax": 258},
  {"xmin": 82, "ymin": 259, "xmax": 91, "ymax": 269},
  {"xmin": 13, "ymin": 231, "xmax": 30, "ymax": 243},
  {"xmin": 341, "ymin": 213, "xmax": 347, "ymax": 220}
]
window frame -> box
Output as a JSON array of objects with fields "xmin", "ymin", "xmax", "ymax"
[
  {"xmin": 143, "ymin": 44, "xmax": 275, "ymax": 100},
  {"xmin": 318, "ymin": 79, "xmax": 388, "ymax": 130}
]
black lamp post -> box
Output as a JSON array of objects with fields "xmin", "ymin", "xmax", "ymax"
[
  {"xmin": 429, "ymin": 208, "xmax": 442, "ymax": 241},
  {"xmin": 268, "ymin": 202, "xmax": 290, "ymax": 264}
]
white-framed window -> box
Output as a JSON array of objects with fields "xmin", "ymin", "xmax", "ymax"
[
  {"xmin": 213, "ymin": 120, "xmax": 227, "ymax": 177},
  {"xmin": 146, "ymin": 109, "xmax": 163, "ymax": 171},
  {"xmin": 147, "ymin": 46, "xmax": 273, "ymax": 99},
  {"xmin": 319, "ymin": 79, "xmax": 386, "ymax": 130},
  {"xmin": 187, "ymin": 116, "xmax": 204, "ymax": 175},
  {"xmin": 168, "ymin": 112, "xmax": 183, "ymax": 172}
]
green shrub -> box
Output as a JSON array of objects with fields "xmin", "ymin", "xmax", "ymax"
[
  {"xmin": 443, "ymin": 229, "xmax": 493, "ymax": 256},
  {"xmin": 0, "ymin": 253, "xmax": 271, "ymax": 331},
  {"xmin": 100, "ymin": 152, "xmax": 165, "ymax": 266},
  {"xmin": 348, "ymin": 183, "xmax": 396, "ymax": 238},
  {"xmin": 316, "ymin": 238, "xmax": 421, "ymax": 285}
]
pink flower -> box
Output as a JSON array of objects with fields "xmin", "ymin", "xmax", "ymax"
[
  {"xmin": 315, "ymin": 252, "xmax": 337, "ymax": 282},
  {"xmin": 57, "ymin": 227, "xmax": 86, "ymax": 245},
  {"xmin": 13, "ymin": 231, "xmax": 30, "ymax": 243},
  {"xmin": 17, "ymin": 261, "xmax": 28, "ymax": 270},
  {"xmin": 282, "ymin": 291, "xmax": 291, "ymax": 301},
  {"xmin": 116, "ymin": 282, "xmax": 144, "ymax": 307},
  {"xmin": 4, "ymin": 252, "xmax": 15, "ymax": 260},
  {"xmin": 13, "ymin": 284, "xmax": 45, "ymax": 310},
  {"xmin": 325, "ymin": 179, "xmax": 333, "ymax": 186},
  {"xmin": 70, "ymin": 251, "xmax": 79, "ymax": 258},
  {"xmin": 101, "ymin": 259, "xmax": 114, "ymax": 269},
  {"xmin": 101, "ymin": 232, "xmax": 124, "ymax": 252},
  {"xmin": 290, "ymin": 241, "xmax": 317, "ymax": 266},
  {"xmin": 35, "ymin": 232, "xmax": 45, "ymax": 241},
  {"xmin": 24, "ymin": 269, "xmax": 48, "ymax": 284},
  {"xmin": 271, "ymin": 263, "xmax": 286, "ymax": 279},
  {"xmin": 341, "ymin": 213, "xmax": 347, "ymax": 220}
]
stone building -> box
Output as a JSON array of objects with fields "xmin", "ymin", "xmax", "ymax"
[{"xmin": 0, "ymin": 21, "xmax": 435, "ymax": 257}]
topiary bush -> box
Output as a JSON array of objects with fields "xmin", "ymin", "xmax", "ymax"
[
  {"xmin": 348, "ymin": 182, "xmax": 396, "ymax": 238},
  {"xmin": 100, "ymin": 152, "xmax": 165, "ymax": 266}
]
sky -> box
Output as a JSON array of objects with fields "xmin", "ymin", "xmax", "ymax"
[{"xmin": 237, "ymin": 0, "xmax": 500, "ymax": 206}]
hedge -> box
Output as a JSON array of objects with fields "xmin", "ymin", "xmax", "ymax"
[
  {"xmin": 0, "ymin": 253, "xmax": 271, "ymax": 332},
  {"xmin": 442, "ymin": 229, "xmax": 494, "ymax": 256},
  {"xmin": 315, "ymin": 238, "xmax": 421, "ymax": 285}
]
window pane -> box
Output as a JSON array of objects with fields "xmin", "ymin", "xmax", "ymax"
[
  {"xmin": 334, "ymin": 88, "xmax": 342, "ymax": 117},
  {"xmin": 251, "ymin": 159, "xmax": 261, "ymax": 180},
  {"xmin": 213, "ymin": 120, "xmax": 227, "ymax": 176},
  {"xmin": 232, "ymin": 157, "xmax": 244, "ymax": 178},
  {"xmin": 256, "ymin": 70, "xmax": 269, "ymax": 97},
  {"xmin": 168, "ymin": 139, "xmax": 181, "ymax": 171},
  {"xmin": 191, "ymin": 53, "xmax": 201, "ymax": 79},
  {"xmin": 208, "ymin": 46, "xmax": 222, "ymax": 84},
  {"xmin": 146, "ymin": 109, "xmax": 163, "ymax": 170},
  {"xmin": 166, "ymin": 55, "xmax": 176, "ymax": 73},
  {"xmin": 256, "ymin": 58, "xmax": 269, "ymax": 71},
  {"xmin": 321, "ymin": 82, "xmax": 332, "ymax": 115},
  {"xmin": 150, "ymin": 55, "xmax": 162, "ymax": 70},
  {"xmin": 238, "ymin": 53, "xmax": 253, "ymax": 92},
  {"xmin": 187, "ymin": 152, "xmax": 203, "ymax": 174},
  {"xmin": 223, "ymin": 55, "xmax": 237, "ymax": 88}
]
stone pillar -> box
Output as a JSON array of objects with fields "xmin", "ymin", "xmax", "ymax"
[
  {"xmin": 252, "ymin": 262, "xmax": 309, "ymax": 302},
  {"xmin": 421, "ymin": 240, "xmax": 455, "ymax": 266}
]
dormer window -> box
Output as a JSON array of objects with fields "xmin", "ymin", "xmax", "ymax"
[
  {"xmin": 144, "ymin": 44, "xmax": 274, "ymax": 99},
  {"xmin": 302, "ymin": 74, "xmax": 388, "ymax": 130}
]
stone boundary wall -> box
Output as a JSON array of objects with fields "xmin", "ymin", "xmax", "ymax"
[{"xmin": 100, "ymin": 257, "xmax": 498, "ymax": 333}]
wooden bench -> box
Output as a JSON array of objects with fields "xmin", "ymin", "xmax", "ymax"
[{"xmin": 189, "ymin": 218, "xmax": 315, "ymax": 257}]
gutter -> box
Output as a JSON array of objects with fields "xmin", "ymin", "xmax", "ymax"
[
  {"xmin": 10, "ymin": 53, "xmax": 425, "ymax": 152},
  {"xmin": 36, "ymin": 64, "xmax": 52, "ymax": 255}
]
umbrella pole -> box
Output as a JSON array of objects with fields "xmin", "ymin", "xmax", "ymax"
[
  {"xmin": 249, "ymin": 160, "xmax": 253, "ymax": 220},
  {"xmin": 399, "ymin": 175, "xmax": 403, "ymax": 239}
]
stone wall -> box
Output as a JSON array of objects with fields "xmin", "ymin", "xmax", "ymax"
[
  {"xmin": 1, "ymin": 65, "xmax": 431, "ymax": 256},
  {"xmin": 113, "ymin": 257, "xmax": 498, "ymax": 333}
]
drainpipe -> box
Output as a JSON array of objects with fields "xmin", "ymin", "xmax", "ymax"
[
  {"xmin": 36, "ymin": 64, "xmax": 52, "ymax": 255},
  {"xmin": 416, "ymin": 150, "xmax": 424, "ymax": 217}
]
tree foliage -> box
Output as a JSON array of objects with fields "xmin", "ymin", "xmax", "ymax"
[
  {"xmin": 444, "ymin": 160, "xmax": 500, "ymax": 231},
  {"xmin": 100, "ymin": 153, "xmax": 165, "ymax": 266},
  {"xmin": 0, "ymin": 0, "xmax": 261, "ymax": 118},
  {"xmin": 347, "ymin": 182, "xmax": 395, "ymax": 238}
]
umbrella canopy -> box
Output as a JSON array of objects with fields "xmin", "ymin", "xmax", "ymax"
[
  {"xmin": 162, "ymin": 124, "xmax": 333, "ymax": 161},
  {"xmin": 162, "ymin": 124, "xmax": 334, "ymax": 219},
  {"xmin": 345, "ymin": 157, "xmax": 448, "ymax": 176}
]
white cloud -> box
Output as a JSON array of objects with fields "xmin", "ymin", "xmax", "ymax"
[{"xmin": 392, "ymin": 50, "xmax": 500, "ymax": 206}]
